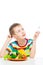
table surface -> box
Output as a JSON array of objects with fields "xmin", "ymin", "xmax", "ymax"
[{"xmin": 0, "ymin": 58, "xmax": 43, "ymax": 65}]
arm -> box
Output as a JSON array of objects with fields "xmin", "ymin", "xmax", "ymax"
[
  {"xmin": 30, "ymin": 41, "xmax": 36, "ymax": 58},
  {"xmin": 0, "ymin": 35, "xmax": 12, "ymax": 58},
  {"xmin": 30, "ymin": 31, "xmax": 40, "ymax": 58}
]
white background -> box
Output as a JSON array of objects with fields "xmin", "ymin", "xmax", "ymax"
[{"xmin": 0, "ymin": 0, "xmax": 43, "ymax": 59}]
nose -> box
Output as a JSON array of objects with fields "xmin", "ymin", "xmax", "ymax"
[{"xmin": 21, "ymin": 29, "xmax": 25, "ymax": 34}]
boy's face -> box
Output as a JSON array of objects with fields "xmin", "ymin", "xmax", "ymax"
[{"xmin": 13, "ymin": 25, "xmax": 26, "ymax": 39}]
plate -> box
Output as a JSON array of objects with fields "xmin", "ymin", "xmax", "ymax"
[{"xmin": 8, "ymin": 57, "xmax": 27, "ymax": 61}]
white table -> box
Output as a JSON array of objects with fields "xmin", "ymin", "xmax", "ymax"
[{"xmin": 0, "ymin": 58, "xmax": 43, "ymax": 65}]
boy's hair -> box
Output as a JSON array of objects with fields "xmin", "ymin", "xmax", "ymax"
[{"xmin": 9, "ymin": 23, "xmax": 21, "ymax": 37}]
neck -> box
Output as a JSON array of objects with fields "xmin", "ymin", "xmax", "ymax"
[{"xmin": 17, "ymin": 38, "xmax": 26, "ymax": 46}]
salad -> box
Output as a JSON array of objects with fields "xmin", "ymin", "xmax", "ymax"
[{"xmin": 4, "ymin": 49, "xmax": 27, "ymax": 61}]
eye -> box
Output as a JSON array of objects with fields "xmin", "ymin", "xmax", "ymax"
[
  {"xmin": 22, "ymin": 28, "xmax": 24, "ymax": 30},
  {"xmin": 18, "ymin": 30, "xmax": 20, "ymax": 32}
]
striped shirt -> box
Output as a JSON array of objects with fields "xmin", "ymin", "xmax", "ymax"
[{"xmin": 6, "ymin": 38, "xmax": 33, "ymax": 57}]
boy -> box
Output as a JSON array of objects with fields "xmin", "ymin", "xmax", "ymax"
[{"xmin": 0, "ymin": 23, "xmax": 40, "ymax": 60}]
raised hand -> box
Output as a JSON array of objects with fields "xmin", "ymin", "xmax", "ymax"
[
  {"xmin": 33, "ymin": 31, "xmax": 40, "ymax": 41},
  {"xmin": 6, "ymin": 35, "xmax": 12, "ymax": 43}
]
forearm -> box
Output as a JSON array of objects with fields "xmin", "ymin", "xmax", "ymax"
[
  {"xmin": 30, "ymin": 41, "xmax": 36, "ymax": 58},
  {"xmin": 30, "ymin": 31, "xmax": 40, "ymax": 58},
  {"xmin": 0, "ymin": 41, "xmax": 9, "ymax": 58}
]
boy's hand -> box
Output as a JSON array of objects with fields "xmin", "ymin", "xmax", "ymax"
[
  {"xmin": 33, "ymin": 31, "xmax": 40, "ymax": 41},
  {"xmin": 6, "ymin": 35, "xmax": 12, "ymax": 43}
]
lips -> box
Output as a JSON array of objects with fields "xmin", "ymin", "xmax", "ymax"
[{"xmin": 22, "ymin": 34, "xmax": 26, "ymax": 36}]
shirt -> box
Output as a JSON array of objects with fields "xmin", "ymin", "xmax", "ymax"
[{"xmin": 4, "ymin": 38, "xmax": 33, "ymax": 60}]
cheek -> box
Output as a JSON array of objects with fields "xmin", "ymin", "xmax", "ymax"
[
  {"xmin": 17, "ymin": 33, "xmax": 22, "ymax": 36},
  {"xmin": 19, "ymin": 33, "xmax": 22, "ymax": 36},
  {"xmin": 17, "ymin": 33, "xmax": 22, "ymax": 38}
]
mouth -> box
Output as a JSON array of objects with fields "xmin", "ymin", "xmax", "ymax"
[{"xmin": 22, "ymin": 34, "xmax": 26, "ymax": 37}]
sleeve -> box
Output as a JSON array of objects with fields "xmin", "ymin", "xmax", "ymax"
[
  {"xmin": 28, "ymin": 39, "xmax": 33, "ymax": 50},
  {"xmin": 6, "ymin": 43, "xmax": 13, "ymax": 54},
  {"xmin": 6, "ymin": 42, "xmax": 18, "ymax": 55}
]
